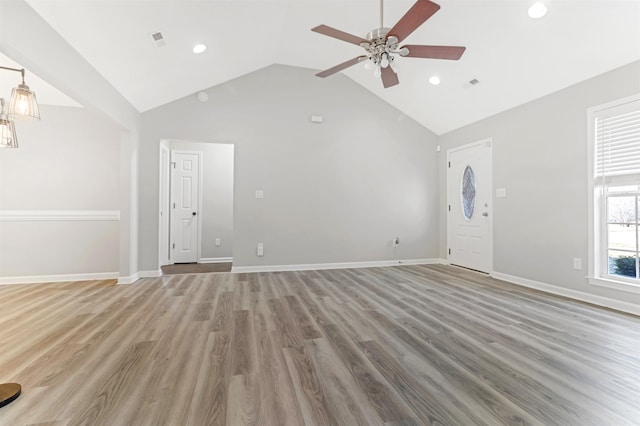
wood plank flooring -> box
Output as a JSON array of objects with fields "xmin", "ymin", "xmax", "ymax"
[
  {"xmin": 161, "ymin": 262, "xmax": 232, "ymax": 275},
  {"xmin": 1, "ymin": 264, "xmax": 639, "ymax": 425}
]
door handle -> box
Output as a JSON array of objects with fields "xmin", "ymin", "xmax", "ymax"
[
  {"xmin": 482, "ymin": 212, "xmax": 488, "ymax": 217},
  {"xmin": 192, "ymin": 212, "xmax": 197, "ymax": 216}
]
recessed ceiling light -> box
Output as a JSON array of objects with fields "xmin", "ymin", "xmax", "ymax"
[
  {"xmin": 528, "ymin": 2, "xmax": 547, "ymax": 19},
  {"xmin": 429, "ymin": 76, "xmax": 441, "ymax": 85},
  {"xmin": 193, "ymin": 44, "xmax": 207, "ymax": 54}
]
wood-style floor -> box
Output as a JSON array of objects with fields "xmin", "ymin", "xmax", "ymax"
[
  {"xmin": 1, "ymin": 264, "xmax": 639, "ymax": 425},
  {"xmin": 161, "ymin": 262, "xmax": 233, "ymax": 275}
]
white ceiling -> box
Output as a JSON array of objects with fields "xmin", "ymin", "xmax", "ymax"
[
  {"xmin": 22, "ymin": 0, "xmax": 640, "ymax": 134},
  {"xmin": 0, "ymin": 52, "xmax": 80, "ymax": 108}
]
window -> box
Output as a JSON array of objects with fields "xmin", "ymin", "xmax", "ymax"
[{"xmin": 589, "ymin": 95, "xmax": 640, "ymax": 292}]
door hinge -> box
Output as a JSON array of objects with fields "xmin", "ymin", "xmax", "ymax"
[
  {"xmin": 448, "ymin": 161, "xmax": 451, "ymax": 168},
  {"xmin": 448, "ymin": 248, "xmax": 451, "ymax": 255},
  {"xmin": 448, "ymin": 205, "xmax": 451, "ymax": 211},
  {"xmin": 172, "ymin": 243, "xmax": 175, "ymax": 249},
  {"xmin": 173, "ymin": 202, "xmax": 176, "ymax": 208},
  {"xmin": 171, "ymin": 162, "xmax": 176, "ymax": 168}
]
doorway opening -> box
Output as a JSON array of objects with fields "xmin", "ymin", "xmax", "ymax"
[{"xmin": 158, "ymin": 139, "xmax": 234, "ymax": 273}]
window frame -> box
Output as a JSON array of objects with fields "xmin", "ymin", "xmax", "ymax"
[{"xmin": 588, "ymin": 94, "xmax": 640, "ymax": 294}]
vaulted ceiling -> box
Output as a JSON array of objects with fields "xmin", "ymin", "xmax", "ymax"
[{"xmin": 14, "ymin": 0, "xmax": 640, "ymax": 134}]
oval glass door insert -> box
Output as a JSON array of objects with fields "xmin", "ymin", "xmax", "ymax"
[{"xmin": 462, "ymin": 165, "xmax": 476, "ymax": 220}]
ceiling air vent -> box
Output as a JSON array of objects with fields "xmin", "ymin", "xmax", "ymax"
[
  {"xmin": 151, "ymin": 31, "xmax": 166, "ymax": 47},
  {"xmin": 469, "ymin": 78, "xmax": 480, "ymax": 85}
]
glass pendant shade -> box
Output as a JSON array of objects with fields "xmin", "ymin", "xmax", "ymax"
[
  {"xmin": 9, "ymin": 83, "xmax": 40, "ymax": 120},
  {"xmin": 0, "ymin": 117, "xmax": 18, "ymax": 148}
]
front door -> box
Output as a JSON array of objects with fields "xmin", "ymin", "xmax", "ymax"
[
  {"xmin": 447, "ymin": 139, "xmax": 492, "ymax": 273},
  {"xmin": 171, "ymin": 151, "xmax": 200, "ymax": 263}
]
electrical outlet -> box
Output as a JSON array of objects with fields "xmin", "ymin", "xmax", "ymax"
[
  {"xmin": 393, "ymin": 237, "xmax": 400, "ymax": 247},
  {"xmin": 215, "ymin": 238, "xmax": 221, "ymax": 246},
  {"xmin": 573, "ymin": 257, "xmax": 582, "ymax": 270}
]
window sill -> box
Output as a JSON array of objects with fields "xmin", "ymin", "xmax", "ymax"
[{"xmin": 588, "ymin": 276, "xmax": 640, "ymax": 295}]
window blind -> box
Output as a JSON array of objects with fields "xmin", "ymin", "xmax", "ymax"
[{"xmin": 595, "ymin": 99, "xmax": 640, "ymax": 178}]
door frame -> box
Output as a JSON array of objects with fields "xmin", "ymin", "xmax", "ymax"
[
  {"xmin": 158, "ymin": 143, "xmax": 204, "ymax": 265},
  {"xmin": 446, "ymin": 138, "xmax": 494, "ymax": 273},
  {"xmin": 158, "ymin": 142, "xmax": 171, "ymax": 266}
]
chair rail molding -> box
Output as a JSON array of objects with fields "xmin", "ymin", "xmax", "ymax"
[{"xmin": 0, "ymin": 210, "xmax": 120, "ymax": 221}]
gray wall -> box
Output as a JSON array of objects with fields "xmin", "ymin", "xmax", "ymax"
[
  {"xmin": 168, "ymin": 140, "xmax": 234, "ymax": 260},
  {"xmin": 438, "ymin": 60, "xmax": 640, "ymax": 306},
  {"xmin": 1, "ymin": 0, "xmax": 142, "ymax": 281},
  {"xmin": 140, "ymin": 64, "xmax": 440, "ymax": 270},
  {"xmin": 0, "ymin": 105, "xmax": 121, "ymax": 277}
]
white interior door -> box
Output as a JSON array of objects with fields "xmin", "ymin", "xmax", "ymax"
[
  {"xmin": 447, "ymin": 139, "xmax": 492, "ymax": 273},
  {"xmin": 171, "ymin": 151, "xmax": 201, "ymax": 263}
]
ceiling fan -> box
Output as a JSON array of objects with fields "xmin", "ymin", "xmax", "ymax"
[{"xmin": 312, "ymin": 0, "xmax": 465, "ymax": 88}]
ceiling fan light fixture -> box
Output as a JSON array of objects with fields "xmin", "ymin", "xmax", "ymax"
[
  {"xmin": 380, "ymin": 53, "xmax": 390, "ymax": 68},
  {"xmin": 364, "ymin": 59, "xmax": 374, "ymax": 71},
  {"xmin": 429, "ymin": 75, "xmax": 441, "ymax": 85},
  {"xmin": 312, "ymin": 0, "xmax": 465, "ymax": 88},
  {"xmin": 528, "ymin": 2, "xmax": 547, "ymax": 19}
]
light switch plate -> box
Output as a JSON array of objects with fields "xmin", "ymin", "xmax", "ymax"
[
  {"xmin": 496, "ymin": 188, "xmax": 507, "ymax": 198},
  {"xmin": 573, "ymin": 257, "xmax": 582, "ymax": 270},
  {"xmin": 255, "ymin": 190, "xmax": 264, "ymax": 199}
]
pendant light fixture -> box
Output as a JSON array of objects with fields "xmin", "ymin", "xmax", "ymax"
[
  {"xmin": 1, "ymin": 66, "xmax": 40, "ymax": 120},
  {"xmin": 0, "ymin": 65, "xmax": 41, "ymax": 150},
  {"xmin": 0, "ymin": 98, "xmax": 18, "ymax": 148}
]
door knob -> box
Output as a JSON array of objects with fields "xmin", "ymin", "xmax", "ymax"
[
  {"xmin": 482, "ymin": 212, "xmax": 488, "ymax": 217},
  {"xmin": 192, "ymin": 212, "xmax": 197, "ymax": 216}
]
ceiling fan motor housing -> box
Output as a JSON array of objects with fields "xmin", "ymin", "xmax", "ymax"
[{"xmin": 362, "ymin": 28, "xmax": 406, "ymax": 65}]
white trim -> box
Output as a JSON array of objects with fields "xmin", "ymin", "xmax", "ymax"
[
  {"xmin": 200, "ymin": 257, "xmax": 233, "ymax": 264},
  {"xmin": 118, "ymin": 273, "xmax": 139, "ymax": 285},
  {"xmin": 588, "ymin": 276, "xmax": 640, "ymax": 295},
  {"xmin": 0, "ymin": 272, "xmax": 118, "ymax": 285},
  {"xmin": 587, "ymin": 93, "xmax": 640, "ymax": 282},
  {"xmin": 587, "ymin": 93, "xmax": 640, "ymax": 115},
  {"xmin": 158, "ymin": 141, "xmax": 171, "ymax": 268},
  {"xmin": 231, "ymin": 258, "xmax": 440, "ymax": 274},
  {"xmin": 491, "ymin": 271, "xmax": 640, "ymax": 317},
  {"xmin": 0, "ymin": 210, "xmax": 120, "ymax": 221},
  {"xmin": 139, "ymin": 270, "xmax": 163, "ymax": 278}
]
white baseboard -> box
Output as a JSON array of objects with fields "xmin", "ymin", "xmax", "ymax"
[
  {"xmin": 117, "ymin": 273, "xmax": 139, "ymax": 285},
  {"xmin": 231, "ymin": 258, "xmax": 440, "ymax": 274},
  {"xmin": 491, "ymin": 271, "xmax": 640, "ymax": 317},
  {"xmin": 139, "ymin": 270, "xmax": 162, "ymax": 278},
  {"xmin": 200, "ymin": 257, "xmax": 233, "ymax": 264},
  {"xmin": 0, "ymin": 271, "xmax": 118, "ymax": 285}
]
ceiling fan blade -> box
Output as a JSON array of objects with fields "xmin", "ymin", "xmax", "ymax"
[
  {"xmin": 402, "ymin": 45, "xmax": 466, "ymax": 60},
  {"xmin": 311, "ymin": 25, "xmax": 369, "ymax": 46},
  {"xmin": 316, "ymin": 56, "xmax": 367, "ymax": 78},
  {"xmin": 388, "ymin": 0, "xmax": 441, "ymax": 43},
  {"xmin": 381, "ymin": 66, "xmax": 399, "ymax": 88}
]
